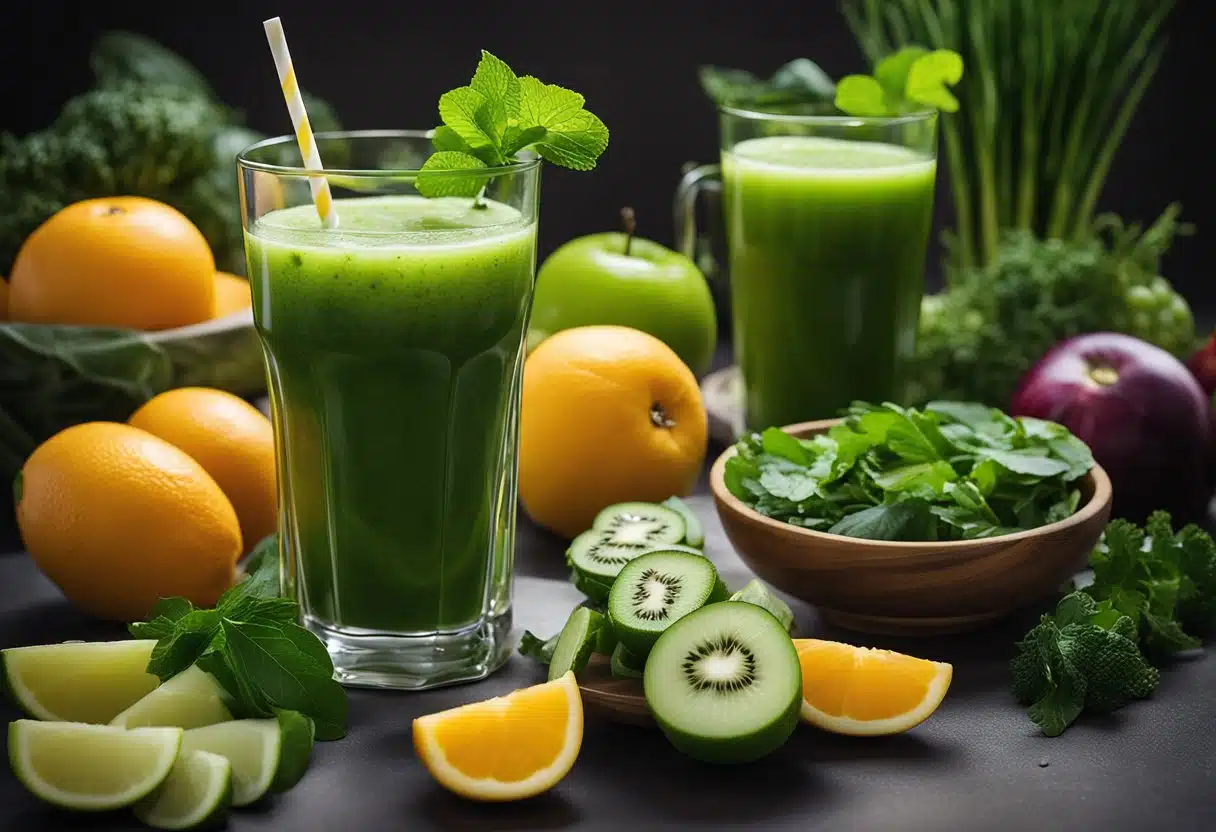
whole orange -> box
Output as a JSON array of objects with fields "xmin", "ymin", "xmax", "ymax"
[
  {"xmin": 213, "ymin": 272, "xmax": 253, "ymax": 319},
  {"xmin": 129, "ymin": 388, "xmax": 277, "ymax": 555},
  {"xmin": 519, "ymin": 325, "xmax": 708, "ymax": 539},
  {"xmin": 7, "ymin": 196, "xmax": 215, "ymax": 331},
  {"xmin": 15, "ymin": 422, "xmax": 242, "ymax": 621}
]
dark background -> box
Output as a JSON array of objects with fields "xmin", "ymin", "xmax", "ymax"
[{"xmin": 1, "ymin": 0, "xmax": 1209, "ymax": 304}]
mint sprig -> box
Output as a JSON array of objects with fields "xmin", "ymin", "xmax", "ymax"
[
  {"xmin": 418, "ymin": 50, "xmax": 609, "ymax": 198},
  {"xmin": 128, "ymin": 534, "xmax": 348, "ymax": 741},
  {"xmin": 835, "ymin": 46, "xmax": 964, "ymax": 117}
]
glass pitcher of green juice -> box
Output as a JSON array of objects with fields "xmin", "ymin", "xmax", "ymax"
[
  {"xmin": 238, "ymin": 131, "xmax": 538, "ymax": 690},
  {"xmin": 677, "ymin": 106, "xmax": 938, "ymax": 430}
]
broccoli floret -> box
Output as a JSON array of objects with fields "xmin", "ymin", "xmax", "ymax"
[{"xmin": 0, "ymin": 84, "xmax": 233, "ymax": 274}]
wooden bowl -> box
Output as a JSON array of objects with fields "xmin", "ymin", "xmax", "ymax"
[{"xmin": 709, "ymin": 419, "xmax": 1113, "ymax": 636}]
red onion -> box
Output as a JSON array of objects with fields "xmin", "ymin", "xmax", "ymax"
[{"xmin": 1011, "ymin": 332, "xmax": 1211, "ymax": 524}]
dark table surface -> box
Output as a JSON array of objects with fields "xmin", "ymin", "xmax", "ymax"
[{"xmin": 3, "ymin": 348, "xmax": 1216, "ymax": 830}]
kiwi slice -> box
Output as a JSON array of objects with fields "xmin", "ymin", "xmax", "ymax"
[
  {"xmin": 662, "ymin": 496, "xmax": 705, "ymax": 548},
  {"xmin": 568, "ymin": 502, "xmax": 687, "ymax": 590},
  {"xmin": 729, "ymin": 579, "xmax": 796, "ymax": 634},
  {"xmin": 608, "ymin": 550, "xmax": 720, "ymax": 658},
  {"xmin": 610, "ymin": 642, "xmax": 645, "ymax": 679},
  {"xmin": 547, "ymin": 607, "xmax": 604, "ymax": 682},
  {"xmin": 644, "ymin": 601, "xmax": 802, "ymax": 764}
]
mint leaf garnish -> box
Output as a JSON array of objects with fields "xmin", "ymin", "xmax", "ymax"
[
  {"xmin": 128, "ymin": 533, "xmax": 348, "ymax": 740},
  {"xmin": 470, "ymin": 50, "xmax": 520, "ymax": 144},
  {"xmin": 417, "ymin": 151, "xmax": 488, "ymax": 198},
  {"xmin": 835, "ymin": 46, "xmax": 964, "ymax": 117},
  {"xmin": 417, "ymin": 50, "xmax": 609, "ymax": 199}
]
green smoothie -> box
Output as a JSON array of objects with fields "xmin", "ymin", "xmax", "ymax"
[
  {"xmin": 722, "ymin": 135, "xmax": 936, "ymax": 428},
  {"xmin": 245, "ymin": 195, "xmax": 536, "ymax": 634}
]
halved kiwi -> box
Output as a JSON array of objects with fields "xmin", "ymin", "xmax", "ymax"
[
  {"xmin": 610, "ymin": 642, "xmax": 645, "ymax": 679},
  {"xmin": 608, "ymin": 550, "xmax": 720, "ymax": 658},
  {"xmin": 547, "ymin": 607, "xmax": 604, "ymax": 682},
  {"xmin": 567, "ymin": 502, "xmax": 686, "ymax": 591},
  {"xmin": 644, "ymin": 601, "xmax": 802, "ymax": 764}
]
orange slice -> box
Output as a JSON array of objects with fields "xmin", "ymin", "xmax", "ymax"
[
  {"xmin": 792, "ymin": 639, "xmax": 952, "ymax": 736},
  {"xmin": 412, "ymin": 671, "xmax": 583, "ymax": 801}
]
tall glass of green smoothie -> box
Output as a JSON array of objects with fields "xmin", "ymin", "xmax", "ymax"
[
  {"xmin": 678, "ymin": 107, "xmax": 938, "ymax": 429},
  {"xmin": 238, "ymin": 131, "xmax": 539, "ymax": 690}
]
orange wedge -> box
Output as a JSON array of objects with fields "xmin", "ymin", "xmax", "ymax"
[
  {"xmin": 792, "ymin": 639, "xmax": 952, "ymax": 736},
  {"xmin": 412, "ymin": 671, "xmax": 583, "ymax": 801}
]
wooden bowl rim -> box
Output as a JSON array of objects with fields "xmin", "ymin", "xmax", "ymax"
[{"xmin": 709, "ymin": 417, "xmax": 1113, "ymax": 551}]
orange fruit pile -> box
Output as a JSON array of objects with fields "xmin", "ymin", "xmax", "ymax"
[
  {"xmin": 15, "ymin": 388, "xmax": 277, "ymax": 621},
  {"xmin": 413, "ymin": 671, "xmax": 584, "ymax": 801},
  {"xmin": 519, "ymin": 325, "xmax": 708, "ymax": 539},
  {"xmin": 793, "ymin": 639, "xmax": 953, "ymax": 736},
  {"xmin": 4, "ymin": 196, "xmax": 251, "ymax": 331}
]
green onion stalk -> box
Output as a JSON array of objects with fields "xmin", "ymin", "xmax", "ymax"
[{"xmin": 842, "ymin": 0, "xmax": 1176, "ymax": 281}]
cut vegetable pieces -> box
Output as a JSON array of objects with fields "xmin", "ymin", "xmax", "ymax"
[
  {"xmin": 548, "ymin": 607, "xmax": 604, "ymax": 682},
  {"xmin": 1, "ymin": 640, "xmax": 158, "ymax": 723},
  {"xmin": 662, "ymin": 496, "xmax": 705, "ymax": 548}
]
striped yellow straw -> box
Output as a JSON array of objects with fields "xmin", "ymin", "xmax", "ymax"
[{"xmin": 263, "ymin": 16, "xmax": 339, "ymax": 229}]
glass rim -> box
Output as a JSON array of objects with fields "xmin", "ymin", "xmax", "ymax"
[
  {"xmin": 235, "ymin": 128, "xmax": 543, "ymax": 177},
  {"xmin": 717, "ymin": 104, "xmax": 938, "ymax": 127}
]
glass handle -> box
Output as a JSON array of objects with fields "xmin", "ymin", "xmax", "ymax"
[{"xmin": 673, "ymin": 163, "xmax": 722, "ymax": 260}]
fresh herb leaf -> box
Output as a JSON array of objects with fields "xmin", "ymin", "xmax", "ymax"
[
  {"xmin": 1011, "ymin": 592, "xmax": 1159, "ymax": 736},
  {"xmin": 416, "ymin": 152, "xmax": 489, "ymax": 199},
  {"xmin": 836, "ymin": 47, "xmax": 964, "ymax": 117},
  {"xmin": 724, "ymin": 401, "xmax": 1093, "ymax": 542},
  {"xmin": 130, "ymin": 552, "xmax": 347, "ymax": 740},
  {"xmin": 729, "ymin": 579, "xmax": 796, "ymax": 634},
  {"xmin": 417, "ymin": 52, "xmax": 608, "ymax": 198}
]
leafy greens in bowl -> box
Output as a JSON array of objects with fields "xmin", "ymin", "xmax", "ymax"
[
  {"xmin": 722, "ymin": 401, "xmax": 1096, "ymax": 542},
  {"xmin": 0, "ymin": 312, "xmax": 265, "ymax": 487}
]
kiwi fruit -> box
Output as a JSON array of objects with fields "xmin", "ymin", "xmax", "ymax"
[
  {"xmin": 567, "ymin": 502, "xmax": 687, "ymax": 590},
  {"xmin": 547, "ymin": 606, "xmax": 604, "ymax": 681},
  {"xmin": 610, "ymin": 642, "xmax": 646, "ymax": 679},
  {"xmin": 729, "ymin": 579, "xmax": 796, "ymax": 634},
  {"xmin": 662, "ymin": 496, "xmax": 705, "ymax": 548},
  {"xmin": 608, "ymin": 550, "xmax": 720, "ymax": 658},
  {"xmin": 644, "ymin": 601, "xmax": 802, "ymax": 764}
]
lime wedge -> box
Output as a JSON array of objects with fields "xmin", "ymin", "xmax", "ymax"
[
  {"xmin": 1, "ymin": 640, "xmax": 158, "ymax": 723},
  {"xmin": 8, "ymin": 720, "xmax": 182, "ymax": 811},
  {"xmin": 134, "ymin": 750, "xmax": 233, "ymax": 830},
  {"xmin": 181, "ymin": 710, "xmax": 314, "ymax": 807},
  {"xmin": 111, "ymin": 666, "xmax": 233, "ymax": 730}
]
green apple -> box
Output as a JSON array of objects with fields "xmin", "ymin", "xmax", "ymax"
[{"xmin": 529, "ymin": 213, "xmax": 717, "ymax": 376}]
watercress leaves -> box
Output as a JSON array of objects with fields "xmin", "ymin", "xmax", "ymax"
[
  {"xmin": 835, "ymin": 45, "xmax": 965, "ymax": 117},
  {"xmin": 127, "ymin": 533, "xmax": 348, "ymax": 740},
  {"xmin": 722, "ymin": 400, "xmax": 1094, "ymax": 542},
  {"xmin": 417, "ymin": 50, "xmax": 609, "ymax": 198}
]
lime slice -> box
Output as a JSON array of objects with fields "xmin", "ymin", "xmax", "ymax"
[
  {"xmin": 1, "ymin": 640, "xmax": 158, "ymax": 723},
  {"xmin": 8, "ymin": 720, "xmax": 182, "ymax": 811},
  {"xmin": 111, "ymin": 666, "xmax": 233, "ymax": 730},
  {"xmin": 181, "ymin": 710, "xmax": 314, "ymax": 807},
  {"xmin": 134, "ymin": 750, "xmax": 233, "ymax": 830}
]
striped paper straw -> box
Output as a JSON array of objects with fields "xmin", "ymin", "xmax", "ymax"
[{"xmin": 263, "ymin": 16, "xmax": 339, "ymax": 228}]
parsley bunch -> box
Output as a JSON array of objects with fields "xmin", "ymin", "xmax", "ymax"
[
  {"xmin": 129, "ymin": 536, "xmax": 348, "ymax": 741},
  {"xmin": 1012, "ymin": 512, "xmax": 1216, "ymax": 736},
  {"xmin": 417, "ymin": 51, "xmax": 609, "ymax": 199}
]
